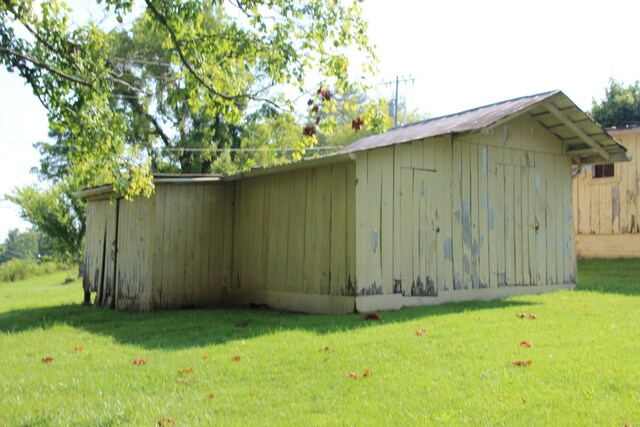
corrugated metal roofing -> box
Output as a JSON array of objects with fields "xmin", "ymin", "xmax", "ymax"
[{"xmin": 341, "ymin": 90, "xmax": 629, "ymax": 165}]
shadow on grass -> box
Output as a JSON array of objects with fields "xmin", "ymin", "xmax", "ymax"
[
  {"xmin": 576, "ymin": 258, "xmax": 640, "ymax": 297},
  {"xmin": 0, "ymin": 298, "xmax": 534, "ymax": 350}
]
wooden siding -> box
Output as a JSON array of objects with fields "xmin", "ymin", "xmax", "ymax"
[
  {"xmin": 83, "ymin": 198, "xmax": 118, "ymax": 307},
  {"xmin": 573, "ymin": 128, "xmax": 640, "ymax": 258},
  {"xmin": 231, "ymin": 162, "xmax": 356, "ymax": 298},
  {"xmin": 573, "ymin": 129, "xmax": 640, "ymax": 236},
  {"xmin": 150, "ymin": 183, "xmax": 233, "ymax": 309},
  {"xmin": 355, "ymin": 113, "xmax": 575, "ymax": 305}
]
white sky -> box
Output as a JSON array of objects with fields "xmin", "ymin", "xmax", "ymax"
[{"xmin": 1, "ymin": 0, "xmax": 640, "ymax": 240}]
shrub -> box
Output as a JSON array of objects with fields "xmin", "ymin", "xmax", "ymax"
[{"xmin": 0, "ymin": 259, "xmax": 73, "ymax": 283}]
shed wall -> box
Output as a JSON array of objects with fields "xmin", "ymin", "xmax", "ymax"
[
  {"xmin": 355, "ymin": 114, "xmax": 575, "ymax": 310},
  {"xmin": 148, "ymin": 183, "xmax": 234, "ymax": 309},
  {"xmin": 229, "ymin": 161, "xmax": 356, "ymax": 312},
  {"xmin": 83, "ymin": 198, "xmax": 118, "ymax": 307},
  {"xmin": 573, "ymin": 129, "xmax": 640, "ymax": 258}
]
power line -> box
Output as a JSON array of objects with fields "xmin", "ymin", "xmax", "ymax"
[
  {"xmin": 380, "ymin": 76, "xmax": 416, "ymax": 128},
  {"xmin": 156, "ymin": 146, "xmax": 341, "ymax": 153}
]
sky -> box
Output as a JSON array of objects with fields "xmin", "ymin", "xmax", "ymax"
[{"xmin": 1, "ymin": 0, "xmax": 640, "ymax": 241}]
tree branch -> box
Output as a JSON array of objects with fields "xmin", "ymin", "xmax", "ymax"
[{"xmin": 0, "ymin": 46, "xmax": 92, "ymax": 87}]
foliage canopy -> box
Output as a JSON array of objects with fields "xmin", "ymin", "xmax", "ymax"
[{"xmin": 590, "ymin": 79, "xmax": 640, "ymax": 128}]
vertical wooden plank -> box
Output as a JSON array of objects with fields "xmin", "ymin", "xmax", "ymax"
[
  {"xmin": 221, "ymin": 182, "xmax": 234, "ymax": 291},
  {"xmin": 164, "ymin": 185, "xmax": 180, "ymax": 307},
  {"xmin": 513, "ymin": 151, "xmax": 524, "ymax": 285},
  {"xmin": 183, "ymin": 185, "xmax": 197, "ymax": 306},
  {"xmin": 412, "ymin": 140, "xmax": 424, "ymax": 170},
  {"xmin": 275, "ymin": 173, "xmax": 290, "ymax": 292},
  {"xmin": 303, "ymin": 168, "xmax": 318, "ymax": 294},
  {"xmin": 330, "ymin": 164, "xmax": 347, "ymax": 296},
  {"xmin": 469, "ymin": 143, "xmax": 480, "ymax": 288},
  {"xmin": 265, "ymin": 175, "xmax": 280, "ymax": 290},
  {"xmin": 488, "ymin": 146, "xmax": 505, "ymax": 286},
  {"xmin": 315, "ymin": 166, "xmax": 332, "ymax": 294},
  {"xmin": 461, "ymin": 141, "xmax": 472, "ymax": 289},
  {"xmin": 527, "ymin": 154, "xmax": 537, "ymax": 285},
  {"xmin": 478, "ymin": 144, "xmax": 490, "ymax": 288},
  {"xmin": 425, "ymin": 168, "xmax": 438, "ymax": 295},
  {"xmin": 393, "ymin": 143, "xmax": 413, "ymax": 292},
  {"xmin": 345, "ymin": 162, "xmax": 356, "ymax": 295},
  {"xmin": 451, "ymin": 139, "xmax": 463, "ymax": 290},
  {"xmin": 192, "ymin": 184, "xmax": 204, "ymax": 305},
  {"xmin": 400, "ymin": 167, "xmax": 414, "ymax": 292},
  {"xmin": 435, "ymin": 136, "xmax": 453, "ymax": 292},
  {"xmin": 504, "ymin": 151, "xmax": 516, "ymax": 286},
  {"xmin": 365, "ymin": 150, "xmax": 383, "ymax": 294},
  {"xmin": 562, "ymin": 156, "xmax": 576, "ymax": 283},
  {"xmin": 355, "ymin": 152, "xmax": 368, "ymax": 295},
  {"xmin": 151, "ymin": 187, "xmax": 165, "ymax": 308},
  {"xmin": 231, "ymin": 182, "xmax": 243, "ymax": 290},
  {"xmin": 413, "ymin": 170, "xmax": 426, "ymax": 293},
  {"xmin": 200, "ymin": 184, "xmax": 213, "ymax": 304},
  {"xmin": 544, "ymin": 154, "xmax": 557, "ymax": 284},
  {"xmin": 286, "ymin": 170, "xmax": 306, "ymax": 292},
  {"xmin": 380, "ymin": 148, "xmax": 394, "ymax": 295}
]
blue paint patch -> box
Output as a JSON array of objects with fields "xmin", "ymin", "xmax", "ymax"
[
  {"xmin": 444, "ymin": 239, "xmax": 453, "ymax": 261},
  {"xmin": 420, "ymin": 180, "xmax": 425, "ymax": 197},
  {"xmin": 455, "ymin": 210, "xmax": 461, "ymax": 222},
  {"xmin": 472, "ymin": 240, "xmax": 479, "ymax": 259},
  {"xmin": 370, "ymin": 230, "xmax": 378, "ymax": 254},
  {"xmin": 565, "ymin": 207, "xmax": 571, "ymax": 222},
  {"xmin": 535, "ymin": 173, "xmax": 541, "ymax": 192},
  {"xmin": 489, "ymin": 208, "xmax": 494, "ymax": 230},
  {"xmin": 481, "ymin": 191, "xmax": 488, "ymax": 209},
  {"xmin": 463, "ymin": 255, "xmax": 470, "ymax": 275},
  {"xmin": 498, "ymin": 273, "xmax": 506, "ymax": 286},
  {"xmin": 479, "ymin": 233, "xmax": 485, "ymax": 246},
  {"xmin": 462, "ymin": 200, "xmax": 471, "ymax": 247}
]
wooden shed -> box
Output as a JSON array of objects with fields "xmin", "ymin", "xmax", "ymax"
[
  {"xmin": 80, "ymin": 90, "xmax": 629, "ymax": 313},
  {"xmin": 573, "ymin": 125, "xmax": 639, "ymax": 258}
]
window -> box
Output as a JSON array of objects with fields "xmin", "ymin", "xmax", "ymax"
[{"xmin": 592, "ymin": 163, "xmax": 614, "ymax": 179}]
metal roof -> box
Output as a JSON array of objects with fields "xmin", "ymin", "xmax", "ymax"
[{"xmin": 341, "ymin": 90, "xmax": 629, "ymax": 165}]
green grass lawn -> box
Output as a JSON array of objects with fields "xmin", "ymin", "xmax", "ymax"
[{"xmin": 1, "ymin": 261, "xmax": 639, "ymax": 426}]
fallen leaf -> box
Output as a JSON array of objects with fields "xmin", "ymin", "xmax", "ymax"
[
  {"xmin": 203, "ymin": 354, "xmax": 209, "ymax": 359},
  {"xmin": 133, "ymin": 358, "xmax": 148, "ymax": 365},
  {"xmin": 520, "ymin": 340, "xmax": 533, "ymax": 348},
  {"xmin": 516, "ymin": 313, "xmax": 526, "ymax": 319},
  {"xmin": 513, "ymin": 360, "xmax": 532, "ymax": 367},
  {"xmin": 231, "ymin": 355, "xmax": 241, "ymax": 362},
  {"xmin": 415, "ymin": 328, "xmax": 427, "ymax": 336},
  {"xmin": 321, "ymin": 346, "xmax": 331, "ymax": 352},
  {"xmin": 345, "ymin": 371, "xmax": 359, "ymax": 379},
  {"xmin": 74, "ymin": 347, "xmax": 84, "ymax": 352},
  {"xmin": 157, "ymin": 417, "xmax": 175, "ymax": 426},
  {"xmin": 363, "ymin": 369, "xmax": 372, "ymax": 377},
  {"xmin": 363, "ymin": 313, "xmax": 382, "ymax": 321},
  {"xmin": 521, "ymin": 396, "xmax": 527, "ymax": 403},
  {"xmin": 42, "ymin": 357, "xmax": 54, "ymax": 364},
  {"xmin": 528, "ymin": 313, "xmax": 538, "ymax": 319},
  {"xmin": 178, "ymin": 368, "xmax": 193, "ymax": 375},
  {"xmin": 209, "ymin": 392, "xmax": 215, "ymax": 399}
]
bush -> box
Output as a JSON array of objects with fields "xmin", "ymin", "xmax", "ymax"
[{"xmin": 0, "ymin": 259, "xmax": 73, "ymax": 283}]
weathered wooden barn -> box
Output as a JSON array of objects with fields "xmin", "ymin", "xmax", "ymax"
[
  {"xmin": 80, "ymin": 90, "xmax": 629, "ymax": 313},
  {"xmin": 573, "ymin": 125, "xmax": 639, "ymax": 258}
]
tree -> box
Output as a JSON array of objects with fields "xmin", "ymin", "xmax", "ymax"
[
  {"xmin": 7, "ymin": 184, "xmax": 85, "ymax": 262},
  {"xmin": 0, "ymin": 229, "xmax": 40, "ymax": 263},
  {"xmin": 1, "ymin": 0, "xmax": 382, "ymax": 199},
  {"xmin": 591, "ymin": 79, "xmax": 640, "ymax": 128}
]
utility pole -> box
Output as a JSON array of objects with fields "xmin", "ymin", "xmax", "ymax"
[{"xmin": 380, "ymin": 75, "xmax": 416, "ymax": 128}]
